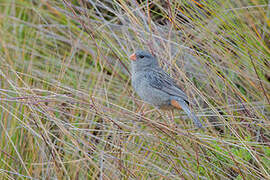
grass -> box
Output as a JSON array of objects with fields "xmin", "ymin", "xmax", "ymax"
[{"xmin": 0, "ymin": 0, "xmax": 269, "ymax": 179}]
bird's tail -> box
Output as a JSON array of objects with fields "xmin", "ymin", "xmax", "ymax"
[{"xmin": 176, "ymin": 99, "xmax": 203, "ymax": 128}]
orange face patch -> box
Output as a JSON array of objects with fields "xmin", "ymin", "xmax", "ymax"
[
  {"xmin": 129, "ymin": 53, "xmax": 136, "ymax": 61},
  {"xmin": 170, "ymin": 99, "xmax": 182, "ymax": 110}
]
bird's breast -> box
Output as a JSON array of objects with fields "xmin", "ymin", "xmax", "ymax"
[
  {"xmin": 131, "ymin": 72, "xmax": 143, "ymax": 93},
  {"xmin": 131, "ymin": 72, "xmax": 171, "ymax": 107}
]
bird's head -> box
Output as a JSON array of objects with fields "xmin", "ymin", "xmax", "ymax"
[{"xmin": 129, "ymin": 50, "xmax": 159, "ymax": 72}]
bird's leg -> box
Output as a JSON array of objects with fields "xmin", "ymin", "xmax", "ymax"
[
  {"xmin": 137, "ymin": 103, "xmax": 156, "ymax": 117},
  {"xmin": 143, "ymin": 109, "xmax": 157, "ymax": 116},
  {"xmin": 137, "ymin": 103, "xmax": 145, "ymax": 114},
  {"xmin": 168, "ymin": 110, "xmax": 177, "ymax": 129},
  {"xmin": 165, "ymin": 110, "xmax": 173, "ymax": 126},
  {"xmin": 155, "ymin": 109, "xmax": 164, "ymax": 121},
  {"xmin": 136, "ymin": 103, "xmax": 146, "ymax": 121}
]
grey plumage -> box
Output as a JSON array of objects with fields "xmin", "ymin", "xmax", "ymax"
[
  {"xmin": 130, "ymin": 50, "xmax": 203, "ymax": 128},
  {"xmin": 175, "ymin": 98, "xmax": 203, "ymax": 128}
]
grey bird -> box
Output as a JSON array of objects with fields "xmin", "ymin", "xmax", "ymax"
[{"xmin": 129, "ymin": 50, "xmax": 203, "ymax": 128}]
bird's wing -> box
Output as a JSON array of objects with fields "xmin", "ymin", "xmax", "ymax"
[{"xmin": 144, "ymin": 68, "xmax": 189, "ymax": 103}]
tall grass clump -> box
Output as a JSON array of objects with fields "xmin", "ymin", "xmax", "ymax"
[{"xmin": 0, "ymin": 0, "xmax": 269, "ymax": 179}]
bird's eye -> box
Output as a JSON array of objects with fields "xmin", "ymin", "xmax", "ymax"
[{"xmin": 139, "ymin": 55, "xmax": 144, "ymax": 58}]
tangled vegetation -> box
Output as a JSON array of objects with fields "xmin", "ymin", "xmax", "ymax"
[{"xmin": 0, "ymin": 0, "xmax": 269, "ymax": 179}]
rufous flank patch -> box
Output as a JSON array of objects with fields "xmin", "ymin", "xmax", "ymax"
[{"xmin": 171, "ymin": 99, "xmax": 182, "ymax": 110}]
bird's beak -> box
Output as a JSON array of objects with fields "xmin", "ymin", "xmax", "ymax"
[{"xmin": 129, "ymin": 53, "xmax": 136, "ymax": 61}]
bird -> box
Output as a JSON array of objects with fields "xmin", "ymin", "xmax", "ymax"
[{"xmin": 129, "ymin": 50, "xmax": 203, "ymax": 128}]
